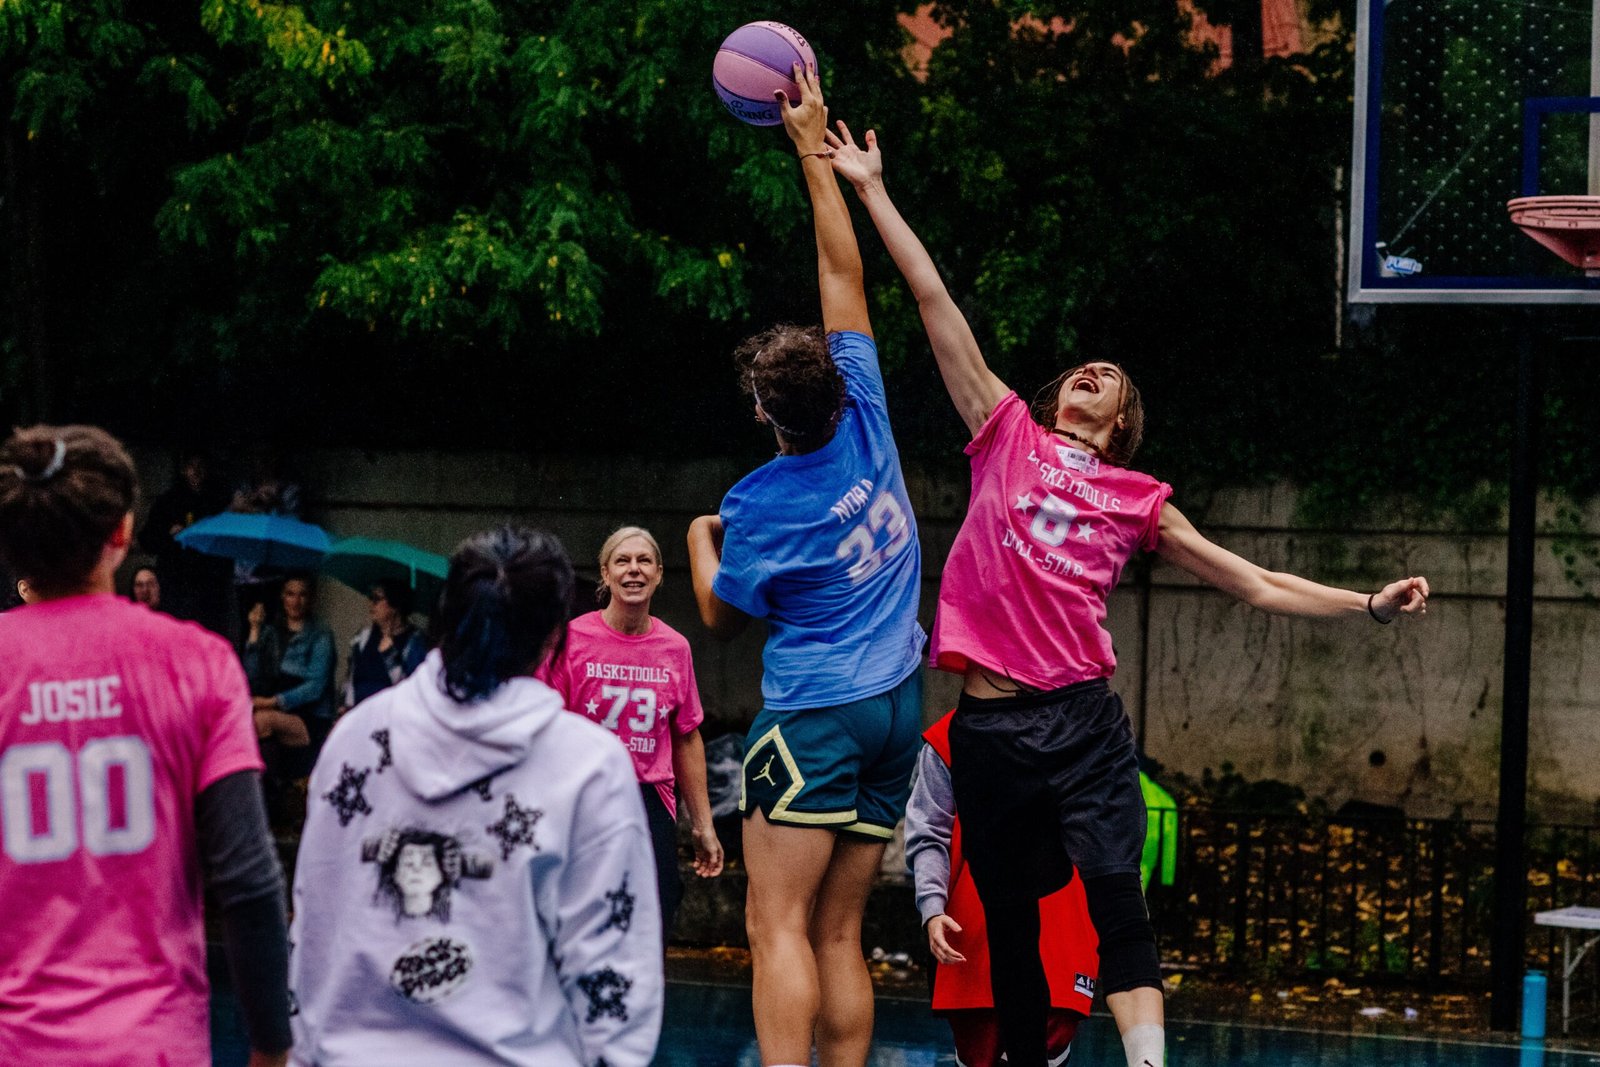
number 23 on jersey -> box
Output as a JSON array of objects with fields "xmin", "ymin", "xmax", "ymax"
[{"xmin": 835, "ymin": 491, "xmax": 912, "ymax": 584}]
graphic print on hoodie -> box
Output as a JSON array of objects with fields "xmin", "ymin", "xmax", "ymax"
[{"xmin": 288, "ymin": 651, "xmax": 665, "ymax": 1067}]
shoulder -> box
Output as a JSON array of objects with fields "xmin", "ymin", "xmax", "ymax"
[
  {"xmin": 1108, "ymin": 464, "xmax": 1171, "ymax": 498},
  {"xmin": 827, "ymin": 330, "xmax": 876, "ymax": 362},
  {"xmin": 970, "ymin": 391, "xmax": 1035, "ymax": 447},
  {"xmin": 568, "ymin": 610, "xmax": 607, "ymax": 636},
  {"xmin": 721, "ymin": 465, "xmax": 787, "ymax": 540},
  {"xmin": 723, "ymin": 461, "xmax": 780, "ymax": 512},
  {"xmin": 322, "ymin": 688, "xmax": 394, "ymax": 754},
  {"xmin": 309, "ymin": 620, "xmax": 337, "ymax": 644},
  {"xmin": 649, "ymin": 616, "xmax": 691, "ymax": 649},
  {"xmin": 133, "ymin": 604, "xmax": 239, "ymax": 667}
]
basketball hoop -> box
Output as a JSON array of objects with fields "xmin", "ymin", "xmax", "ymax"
[{"xmin": 1506, "ymin": 195, "xmax": 1600, "ymax": 275}]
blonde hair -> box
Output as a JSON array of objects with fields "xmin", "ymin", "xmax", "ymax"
[{"xmin": 595, "ymin": 525, "xmax": 663, "ymax": 605}]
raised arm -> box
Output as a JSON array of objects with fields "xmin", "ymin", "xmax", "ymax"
[
  {"xmin": 828, "ymin": 123, "xmax": 1007, "ymax": 437},
  {"xmin": 1156, "ymin": 502, "xmax": 1430, "ymax": 621},
  {"xmin": 777, "ymin": 66, "xmax": 870, "ymax": 336}
]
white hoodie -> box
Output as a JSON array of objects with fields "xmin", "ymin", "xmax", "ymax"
[{"xmin": 290, "ymin": 651, "xmax": 663, "ymax": 1066}]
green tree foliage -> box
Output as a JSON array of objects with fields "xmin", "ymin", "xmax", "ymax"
[{"xmin": 1, "ymin": 0, "xmax": 1596, "ymax": 514}]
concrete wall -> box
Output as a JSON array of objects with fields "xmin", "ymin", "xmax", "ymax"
[{"xmin": 132, "ymin": 448, "xmax": 1600, "ymax": 821}]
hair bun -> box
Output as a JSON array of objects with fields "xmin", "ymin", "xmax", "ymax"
[{"xmin": 6, "ymin": 437, "xmax": 66, "ymax": 484}]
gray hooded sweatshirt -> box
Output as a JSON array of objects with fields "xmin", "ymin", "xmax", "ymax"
[{"xmin": 289, "ymin": 650, "xmax": 663, "ymax": 1066}]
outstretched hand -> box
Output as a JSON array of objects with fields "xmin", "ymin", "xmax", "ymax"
[
  {"xmin": 776, "ymin": 63, "xmax": 830, "ymax": 156},
  {"xmin": 824, "ymin": 120, "xmax": 882, "ymax": 188},
  {"xmin": 1373, "ymin": 576, "xmax": 1429, "ymax": 622}
]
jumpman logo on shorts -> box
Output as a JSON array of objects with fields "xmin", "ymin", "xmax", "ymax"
[{"xmin": 752, "ymin": 754, "xmax": 778, "ymax": 787}]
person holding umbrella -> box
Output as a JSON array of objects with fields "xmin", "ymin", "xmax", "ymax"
[{"xmin": 343, "ymin": 581, "xmax": 428, "ymax": 711}]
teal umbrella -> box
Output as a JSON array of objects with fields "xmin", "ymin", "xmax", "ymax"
[
  {"xmin": 321, "ymin": 537, "xmax": 448, "ymax": 613},
  {"xmin": 175, "ymin": 512, "xmax": 332, "ymax": 569}
]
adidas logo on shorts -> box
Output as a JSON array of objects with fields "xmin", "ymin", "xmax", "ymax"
[{"xmin": 1074, "ymin": 972, "xmax": 1096, "ymax": 998}]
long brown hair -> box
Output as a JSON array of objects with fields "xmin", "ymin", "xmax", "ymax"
[{"xmin": 1030, "ymin": 364, "xmax": 1146, "ymax": 467}]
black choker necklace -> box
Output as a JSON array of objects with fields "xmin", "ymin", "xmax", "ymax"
[{"xmin": 1049, "ymin": 427, "xmax": 1103, "ymax": 457}]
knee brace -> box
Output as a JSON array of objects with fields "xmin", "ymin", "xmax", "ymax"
[{"xmin": 1083, "ymin": 871, "xmax": 1162, "ymax": 995}]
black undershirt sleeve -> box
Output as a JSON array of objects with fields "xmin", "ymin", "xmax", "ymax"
[{"xmin": 196, "ymin": 769, "xmax": 293, "ymax": 1055}]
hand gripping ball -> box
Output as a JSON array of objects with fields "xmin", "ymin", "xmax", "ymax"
[{"xmin": 713, "ymin": 21, "xmax": 817, "ymax": 126}]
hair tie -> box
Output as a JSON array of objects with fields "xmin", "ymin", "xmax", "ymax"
[{"xmin": 20, "ymin": 439, "xmax": 67, "ymax": 484}]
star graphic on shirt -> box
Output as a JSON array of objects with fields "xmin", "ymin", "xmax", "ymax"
[
  {"xmin": 486, "ymin": 794, "xmax": 544, "ymax": 859},
  {"xmin": 322, "ymin": 763, "xmax": 372, "ymax": 827},
  {"xmin": 598, "ymin": 873, "xmax": 637, "ymax": 935},
  {"xmin": 1013, "ymin": 493, "xmax": 1036, "ymax": 514},
  {"xmin": 576, "ymin": 966, "xmax": 633, "ymax": 1023},
  {"xmin": 1075, "ymin": 522, "xmax": 1097, "ymax": 542},
  {"xmin": 585, "ymin": 698, "xmax": 600, "ymax": 717},
  {"xmin": 370, "ymin": 729, "xmax": 392, "ymax": 774}
]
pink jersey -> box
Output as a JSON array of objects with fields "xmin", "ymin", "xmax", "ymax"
[
  {"xmin": 543, "ymin": 611, "xmax": 705, "ymax": 819},
  {"xmin": 0, "ymin": 595, "xmax": 263, "ymax": 1067},
  {"xmin": 931, "ymin": 392, "xmax": 1172, "ymax": 691}
]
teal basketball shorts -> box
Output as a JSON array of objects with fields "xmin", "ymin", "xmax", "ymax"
[{"xmin": 740, "ymin": 666, "xmax": 923, "ymax": 840}]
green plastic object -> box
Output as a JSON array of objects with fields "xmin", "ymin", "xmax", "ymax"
[{"xmin": 1140, "ymin": 772, "xmax": 1179, "ymax": 890}]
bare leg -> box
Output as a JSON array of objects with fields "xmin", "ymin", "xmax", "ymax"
[
  {"xmin": 1107, "ymin": 987, "xmax": 1165, "ymax": 1066},
  {"xmin": 808, "ymin": 835, "xmax": 887, "ymax": 1067},
  {"xmin": 744, "ymin": 810, "xmax": 835, "ymax": 1066}
]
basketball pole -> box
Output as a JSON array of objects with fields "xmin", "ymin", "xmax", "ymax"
[
  {"xmin": 1488, "ymin": 310, "xmax": 1540, "ymax": 1032},
  {"xmin": 1590, "ymin": 0, "xmax": 1600, "ymax": 195}
]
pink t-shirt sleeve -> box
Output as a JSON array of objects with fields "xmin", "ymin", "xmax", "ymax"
[
  {"xmin": 964, "ymin": 391, "xmax": 1031, "ymax": 459},
  {"xmin": 672, "ymin": 642, "xmax": 705, "ymax": 737},
  {"xmin": 198, "ymin": 634, "xmax": 266, "ymax": 791},
  {"xmin": 537, "ymin": 645, "xmax": 569, "ymax": 701},
  {"xmin": 1141, "ymin": 483, "xmax": 1174, "ymax": 552}
]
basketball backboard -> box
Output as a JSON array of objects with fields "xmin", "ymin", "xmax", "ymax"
[{"xmin": 1349, "ymin": 0, "xmax": 1600, "ymax": 302}]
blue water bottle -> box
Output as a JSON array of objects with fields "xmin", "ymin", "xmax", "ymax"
[{"xmin": 1522, "ymin": 970, "xmax": 1548, "ymax": 1040}]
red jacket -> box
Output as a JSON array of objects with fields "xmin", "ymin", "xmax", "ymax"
[{"xmin": 924, "ymin": 712, "xmax": 1101, "ymax": 1013}]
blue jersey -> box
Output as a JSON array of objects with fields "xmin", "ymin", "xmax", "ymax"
[{"xmin": 714, "ymin": 331, "xmax": 924, "ymax": 711}]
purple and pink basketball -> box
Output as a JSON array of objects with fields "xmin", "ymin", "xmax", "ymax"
[{"xmin": 712, "ymin": 21, "xmax": 817, "ymax": 127}]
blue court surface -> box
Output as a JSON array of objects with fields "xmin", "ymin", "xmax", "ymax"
[{"xmin": 213, "ymin": 978, "xmax": 1600, "ymax": 1065}]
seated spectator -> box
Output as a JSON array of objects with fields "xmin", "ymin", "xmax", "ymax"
[
  {"xmin": 138, "ymin": 448, "xmax": 231, "ymax": 633},
  {"xmin": 242, "ymin": 574, "xmax": 336, "ymax": 820},
  {"xmin": 239, "ymin": 592, "xmax": 283, "ymax": 697},
  {"xmin": 131, "ymin": 565, "xmax": 164, "ymax": 611},
  {"xmin": 343, "ymin": 582, "xmax": 428, "ymax": 710}
]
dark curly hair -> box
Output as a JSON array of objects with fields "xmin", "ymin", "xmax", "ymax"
[
  {"xmin": 1031, "ymin": 363, "xmax": 1146, "ymax": 467},
  {"xmin": 433, "ymin": 525, "xmax": 573, "ymax": 703},
  {"xmin": 733, "ymin": 324, "xmax": 848, "ymax": 453},
  {"xmin": 0, "ymin": 425, "xmax": 138, "ymax": 598}
]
